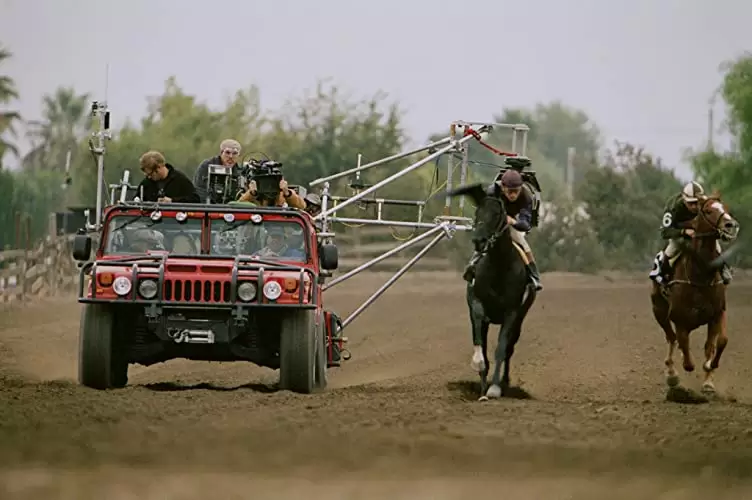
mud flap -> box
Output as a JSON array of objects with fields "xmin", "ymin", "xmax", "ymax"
[{"xmin": 324, "ymin": 310, "xmax": 349, "ymax": 367}]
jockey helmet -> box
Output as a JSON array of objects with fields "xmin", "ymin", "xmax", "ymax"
[
  {"xmin": 681, "ymin": 181, "xmax": 704, "ymax": 203},
  {"xmin": 500, "ymin": 169, "xmax": 523, "ymax": 188}
]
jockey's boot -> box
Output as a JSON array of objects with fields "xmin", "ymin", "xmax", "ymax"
[
  {"xmin": 721, "ymin": 263, "xmax": 733, "ymax": 285},
  {"xmin": 462, "ymin": 251, "xmax": 482, "ymax": 282},
  {"xmin": 525, "ymin": 252, "xmax": 543, "ymax": 291}
]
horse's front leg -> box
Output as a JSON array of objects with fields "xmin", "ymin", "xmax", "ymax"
[
  {"xmin": 471, "ymin": 318, "xmax": 488, "ymax": 372},
  {"xmin": 652, "ymin": 288, "xmax": 679, "ymax": 387},
  {"xmin": 676, "ymin": 325, "xmax": 695, "ymax": 372},
  {"xmin": 487, "ymin": 311, "xmax": 517, "ymax": 399},
  {"xmin": 478, "ymin": 327, "xmax": 490, "ymax": 402},
  {"xmin": 702, "ymin": 311, "xmax": 728, "ymax": 394},
  {"xmin": 501, "ymin": 322, "xmax": 523, "ymax": 392}
]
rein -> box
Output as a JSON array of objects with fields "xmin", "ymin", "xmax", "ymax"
[{"xmin": 476, "ymin": 197, "xmax": 511, "ymax": 255}]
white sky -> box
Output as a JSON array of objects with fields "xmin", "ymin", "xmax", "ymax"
[{"xmin": 2, "ymin": 0, "xmax": 751, "ymax": 181}]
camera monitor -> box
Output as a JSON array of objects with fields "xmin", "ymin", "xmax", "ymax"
[{"xmin": 206, "ymin": 164, "xmax": 237, "ymax": 204}]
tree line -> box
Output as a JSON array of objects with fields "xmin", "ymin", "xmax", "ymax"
[{"xmin": 1, "ymin": 40, "xmax": 748, "ymax": 271}]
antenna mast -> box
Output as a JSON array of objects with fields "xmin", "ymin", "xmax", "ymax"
[{"xmin": 87, "ymin": 65, "xmax": 112, "ymax": 230}]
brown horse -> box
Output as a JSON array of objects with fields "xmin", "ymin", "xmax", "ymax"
[{"xmin": 651, "ymin": 193, "xmax": 740, "ymax": 394}]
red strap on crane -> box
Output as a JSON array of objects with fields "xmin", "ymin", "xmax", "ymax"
[{"xmin": 463, "ymin": 127, "xmax": 519, "ymax": 157}]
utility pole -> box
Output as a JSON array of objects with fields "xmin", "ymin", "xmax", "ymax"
[
  {"xmin": 707, "ymin": 87, "xmax": 722, "ymax": 153},
  {"xmin": 707, "ymin": 94, "xmax": 716, "ymax": 152},
  {"xmin": 566, "ymin": 147, "xmax": 576, "ymax": 199}
]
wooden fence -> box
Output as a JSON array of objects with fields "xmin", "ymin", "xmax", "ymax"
[{"xmin": 0, "ymin": 235, "xmax": 79, "ymax": 305}]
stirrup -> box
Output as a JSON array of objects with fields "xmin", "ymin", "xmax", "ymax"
[
  {"xmin": 531, "ymin": 279, "xmax": 542, "ymax": 291},
  {"xmin": 721, "ymin": 266, "xmax": 733, "ymax": 285}
]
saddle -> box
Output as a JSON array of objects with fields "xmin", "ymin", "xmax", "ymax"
[{"xmin": 512, "ymin": 241, "xmax": 530, "ymax": 265}]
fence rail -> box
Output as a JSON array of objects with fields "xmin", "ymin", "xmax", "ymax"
[{"xmin": 0, "ymin": 235, "xmax": 78, "ymax": 304}]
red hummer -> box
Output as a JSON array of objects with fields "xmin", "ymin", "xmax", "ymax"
[{"xmin": 72, "ymin": 202, "xmax": 343, "ymax": 393}]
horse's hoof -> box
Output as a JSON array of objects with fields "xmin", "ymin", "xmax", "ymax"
[
  {"xmin": 486, "ymin": 385, "xmax": 502, "ymax": 399},
  {"xmin": 471, "ymin": 359, "xmax": 486, "ymax": 372},
  {"xmin": 702, "ymin": 381, "xmax": 716, "ymax": 394},
  {"xmin": 666, "ymin": 374, "xmax": 680, "ymax": 388},
  {"xmin": 478, "ymin": 395, "xmax": 489, "ymax": 402}
]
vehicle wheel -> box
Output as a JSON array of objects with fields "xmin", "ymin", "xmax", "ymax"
[
  {"xmin": 78, "ymin": 304, "xmax": 128, "ymax": 389},
  {"xmin": 279, "ymin": 309, "xmax": 316, "ymax": 394},
  {"xmin": 314, "ymin": 319, "xmax": 328, "ymax": 392}
]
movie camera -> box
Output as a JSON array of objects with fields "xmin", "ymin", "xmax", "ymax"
[
  {"xmin": 204, "ymin": 157, "xmax": 289, "ymax": 205},
  {"xmin": 242, "ymin": 158, "xmax": 285, "ymax": 203}
]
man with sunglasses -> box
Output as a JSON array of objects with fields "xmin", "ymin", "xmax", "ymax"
[
  {"xmin": 136, "ymin": 151, "xmax": 200, "ymax": 203},
  {"xmin": 193, "ymin": 139, "xmax": 243, "ymax": 203},
  {"xmin": 461, "ymin": 169, "xmax": 543, "ymax": 291}
]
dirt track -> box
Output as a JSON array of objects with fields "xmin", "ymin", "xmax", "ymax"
[{"xmin": 2, "ymin": 271, "xmax": 752, "ymax": 499}]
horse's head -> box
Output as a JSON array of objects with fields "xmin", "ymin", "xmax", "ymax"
[
  {"xmin": 447, "ymin": 183, "xmax": 510, "ymax": 247},
  {"xmin": 694, "ymin": 193, "xmax": 740, "ymax": 243}
]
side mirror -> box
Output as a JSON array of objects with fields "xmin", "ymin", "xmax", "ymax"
[
  {"xmin": 72, "ymin": 234, "xmax": 92, "ymax": 261},
  {"xmin": 319, "ymin": 242, "xmax": 338, "ymax": 271}
]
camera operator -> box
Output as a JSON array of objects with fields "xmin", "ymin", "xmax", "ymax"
[
  {"xmin": 237, "ymin": 177, "xmax": 306, "ymax": 209},
  {"xmin": 136, "ymin": 151, "xmax": 200, "ymax": 203},
  {"xmin": 303, "ymin": 193, "xmax": 322, "ymax": 217},
  {"xmin": 193, "ymin": 139, "xmax": 242, "ymax": 202}
]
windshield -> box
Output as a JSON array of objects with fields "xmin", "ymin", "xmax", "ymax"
[
  {"xmin": 210, "ymin": 218, "xmax": 308, "ymax": 262},
  {"xmin": 104, "ymin": 214, "xmax": 202, "ymax": 255}
]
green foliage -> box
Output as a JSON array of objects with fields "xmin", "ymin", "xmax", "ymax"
[
  {"xmin": 68, "ymin": 77, "xmax": 408, "ymax": 210},
  {"xmin": 496, "ymin": 102, "xmax": 602, "ymax": 187},
  {"xmin": 23, "ymin": 86, "xmax": 91, "ymax": 172},
  {"xmin": 0, "ymin": 43, "xmax": 21, "ymax": 161},
  {"xmin": 719, "ymin": 52, "xmax": 752, "ymax": 158},
  {"xmin": 0, "ymin": 168, "xmax": 65, "ymax": 248},
  {"xmin": 3, "ymin": 48, "xmax": 737, "ymax": 278},
  {"xmin": 689, "ymin": 52, "xmax": 752, "ymax": 267},
  {"xmin": 529, "ymin": 197, "xmax": 605, "ymax": 273},
  {"xmin": 577, "ymin": 142, "xmax": 682, "ymax": 269}
]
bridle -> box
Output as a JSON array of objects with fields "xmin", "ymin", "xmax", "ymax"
[
  {"xmin": 692, "ymin": 197, "xmax": 736, "ymax": 241},
  {"xmin": 475, "ymin": 196, "xmax": 511, "ymax": 254}
]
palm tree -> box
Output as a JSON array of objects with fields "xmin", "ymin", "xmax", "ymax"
[
  {"xmin": 23, "ymin": 87, "xmax": 90, "ymax": 171},
  {"xmin": 0, "ymin": 45, "xmax": 21, "ymax": 164}
]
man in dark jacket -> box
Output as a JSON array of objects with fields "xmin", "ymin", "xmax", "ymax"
[
  {"xmin": 193, "ymin": 139, "xmax": 242, "ymax": 203},
  {"xmin": 462, "ymin": 169, "xmax": 542, "ymax": 290},
  {"xmin": 136, "ymin": 151, "xmax": 200, "ymax": 203}
]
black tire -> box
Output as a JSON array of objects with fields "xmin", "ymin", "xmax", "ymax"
[
  {"xmin": 279, "ymin": 309, "xmax": 316, "ymax": 394},
  {"xmin": 78, "ymin": 304, "xmax": 128, "ymax": 390},
  {"xmin": 314, "ymin": 320, "xmax": 328, "ymax": 392}
]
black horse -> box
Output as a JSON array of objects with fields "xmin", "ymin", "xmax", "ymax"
[{"xmin": 448, "ymin": 183, "xmax": 538, "ymax": 401}]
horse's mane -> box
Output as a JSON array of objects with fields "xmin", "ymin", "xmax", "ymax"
[
  {"xmin": 698, "ymin": 190, "xmax": 729, "ymax": 212},
  {"xmin": 704, "ymin": 189, "xmax": 722, "ymax": 202}
]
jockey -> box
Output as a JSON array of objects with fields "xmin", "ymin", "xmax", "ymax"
[
  {"xmin": 462, "ymin": 169, "xmax": 543, "ymax": 291},
  {"xmin": 649, "ymin": 180, "xmax": 733, "ymax": 285}
]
